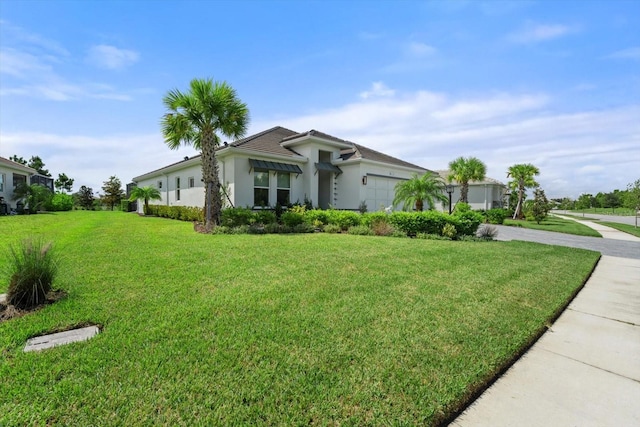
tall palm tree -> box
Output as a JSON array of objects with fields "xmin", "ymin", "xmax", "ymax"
[
  {"xmin": 447, "ymin": 157, "xmax": 487, "ymax": 203},
  {"xmin": 507, "ymin": 163, "xmax": 540, "ymax": 219},
  {"xmin": 393, "ymin": 173, "xmax": 448, "ymax": 211},
  {"xmin": 161, "ymin": 78, "xmax": 249, "ymax": 230},
  {"xmin": 129, "ymin": 186, "xmax": 162, "ymax": 215}
]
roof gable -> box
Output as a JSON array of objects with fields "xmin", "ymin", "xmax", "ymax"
[{"xmin": 341, "ymin": 144, "xmax": 427, "ymax": 171}]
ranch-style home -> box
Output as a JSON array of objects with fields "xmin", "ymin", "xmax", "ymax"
[
  {"xmin": 132, "ymin": 126, "xmax": 432, "ymax": 212},
  {"xmin": 435, "ymin": 170, "xmax": 507, "ymax": 212},
  {"xmin": 0, "ymin": 156, "xmax": 45, "ymax": 213}
]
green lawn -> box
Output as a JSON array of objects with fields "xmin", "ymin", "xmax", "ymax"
[
  {"xmin": 1, "ymin": 211, "xmax": 599, "ymax": 426},
  {"xmin": 504, "ymin": 217, "xmax": 602, "ymax": 237},
  {"xmin": 598, "ymin": 221, "xmax": 640, "ymax": 238}
]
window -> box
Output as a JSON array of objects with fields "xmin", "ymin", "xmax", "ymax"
[
  {"xmin": 276, "ymin": 172, "xmax": 290, "ymax": 206},
  {"xmin": 0, "ymin": 173, "xmax": 4, "ymax": 192},
  {"xmin": 176, "ymin": 177, "xmax": 181, "ymax": 201},
  {"xmin": 254, "ymin": 171, "xmax": 269, "ymax": 206},
  {"xmin": 13, "ymin": 174, "xmax": 26, "ymax": 189},
  {"xmin": 158, "ymin": 180, "xmax": 163, "ymax": 189},
  {"xmin": 188, "ymin": 177, "xmax": 195, "ymax": 188}
]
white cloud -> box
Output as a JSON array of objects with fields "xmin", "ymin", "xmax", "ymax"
[
  {"xmin": 604, "ymin": 46, "xmax": 640, "ymax": 60},
  {"xmin": 252, "ymin": 88, "xmax": 640, "ymax": 198},
  {"xmin": 0, "ymin": 48, "xmax": 53, "ymax": 77},
  {"xmin": 0, "ymin": 131, "xmax": 198, "ymax": 192},
  {"xmin": 87, "ymin": 44, "xmax": 139, "ymax": 70},
  {"xmin": 508, "ymin": 23, "xmax": 574, "ymax": 44},
  {"xmin": 359, "ymin": 82, "xmax": 396, "ymax": 99},
  {"xmin": 407, "ymin": 42, "xmax": 436, "ymax": 57}
]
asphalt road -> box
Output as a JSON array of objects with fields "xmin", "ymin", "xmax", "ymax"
[{"xmin": 495, "ymin": 225, "xmax": 640, "ymax": 259}]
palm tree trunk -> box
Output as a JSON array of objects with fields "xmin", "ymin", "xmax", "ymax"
[
  {"xmin": 201, "ymin": 129, "xmax": 223, "ymax": 230},
  {"xmin": 461, "ymin": 182, "xmax": 469, "ymax": 203},
  {"xmin": 515, "ymin": 185, "xmax": 525, "ymax": 219},
  {"xmin": 416, "ymin": 199, "xmax": 424, "ymax": 211}
]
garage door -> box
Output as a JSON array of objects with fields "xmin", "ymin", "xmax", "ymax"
[{"xmin": 365, "ymin": 176, "xmax": 402, "ymax": 211}]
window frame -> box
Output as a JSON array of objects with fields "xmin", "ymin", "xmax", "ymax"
[
  {"xmin": 276, "ymin": 172, "xmax": 290, "ymax": 206},
  {"xmin": 175, "ymin": 177, "xmax": 181, "ymax": 201},
  {"xmin": 253, "ymin": 170, "xmax": 270, "ymax": 207}
]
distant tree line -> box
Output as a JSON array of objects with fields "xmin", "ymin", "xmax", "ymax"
[{"xmin": 553, "ymin": 180, "xmax": 640, "ymax": 212}]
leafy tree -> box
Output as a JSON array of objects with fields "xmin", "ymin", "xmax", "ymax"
[
  {"xmin": 623, "ymin": 179, "xmax": 640, "ymax": 212},
  {"xmin": 531, "ymin": 188, "xmax": 551, "ymax": 224},
  {"xmin": 11, "ymin": 183, "xmax": 52, "ymax": 214},
  {"xmin": 47, "ymin": 193, "xmax": 74, "ymax": 211},
  {"xmin": 161, "ymin": 78, "xmax": 249, "ymax": 230},
  {"xmin": 447, "ymin": 156, "xmax": 487, "ymax": 203},
  {"xmin": 75, "ymin": 186, "xmax": 95, "ymax": 210},
  {"xmin": 576, "ymin": 193, "xmax": 594, "ymax": 210},
  {"xmin": 507, "ymin": 163, "xmax": 540, "ymax": 219},
  {"xmin": 129, "ymin": 186, "xmax": 162, "ymax": 215},
  {"xmin": 27, "ymin": 156, "xmax": 51, "ymax": 177},
  {"xmin": 55, "ymin": 173, "xmax": 74, "ymax": 193},
  {"xmin": 393, "ymin": 173, "xmax": 448, "ymax": 211},
  {"xmin": 101, "ymin": 176, "xmax": 125, "ymax": 211},
  {"xmin": 10, "ymin": 155, "xmax": 27, "ymax": 165}
]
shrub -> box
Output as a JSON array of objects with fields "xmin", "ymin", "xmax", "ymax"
[
  {"xmin": 323, "ymin": 224, "xmax": 342, "ymax": 234},
  {"xmin": 254, "ymin": 210, "xmax": 277, "ymax": 225},
  {"xmin": 485, "ymin": 208, "xmax": 508, "ymax": 224},
  {"xmin": 347, "ymin": 225, "xmax": 374, "ymax": 236},
  {"xmin": 453, "ymin": 202, "xmax": 471, "ymax": 214},
  {"xmin": 441, "ymin": 223, "xmax": 457, "ymax": 239},
  {"xmin": 476, "ymin": 224, "xmax": 499, "ymax": 240},
  {"xmin": 293, "ymin": 223, "xmax": 315, "ymax": 233},
  {"xmin": 452, "ymin": 210, "xmax": 484, "ymax": 236},
  {"xmin": 304, "ymin": 209, "xmax": 330, "ymax": 225},
  {"xmin": 389, "ymin": 211, "xmax": 448, "ymax": 236},
  {"xmin": 5, "ymin": 239, "xmax": 58, "ymax": 309},
  {"xmin": 221, "ymin": 207, "xmax": 255, "ymax": 227},
  {"xmin": 281, "ymin": 211, "xmax": 305, "ymax": 227},
  {"xmin": 360, "ymin": 212, "xmax": 389, "ymax": 228},
  {"xmin": 48, "ymin": 193, "xmax": 74, "ymax": 211},
  {"xmin": 371, "ymin": 221, "xmax": 396, "ymax": 236},
  {"xmin": 324, "ymin": 209, "xmax": 361, "ymax": 230},
  {"xmin": 147, "ymin": 205, "xmax": 204, "ymax": 222},
  {"xmin": 416, "ymin": 233, "xmax": 451, "ymax": 240}
]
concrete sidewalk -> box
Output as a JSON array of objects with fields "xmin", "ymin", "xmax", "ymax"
[
  {"xmin": 450, "ymin": 255, "xmax": 640, "ymax": 426},
  {"xmin": 553, "ymin": 214, "xmax": 640, "ymax": 242}
]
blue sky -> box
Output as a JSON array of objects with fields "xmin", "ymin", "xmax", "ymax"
[{"xmin": 1, "ymin": 0, "xmax": 638, "ymax": 199}]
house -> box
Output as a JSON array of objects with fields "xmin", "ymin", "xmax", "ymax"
[
  {"xmin": 436, "ymin": 170, "xmax": 507, "ymax": 212},
  {"xmin": 0, "ymin": 156, "xmax": 38, "ymax": 212},
  {"xmin": 131, "ymin": 126, "xmax": 431, "ymax": 212}
]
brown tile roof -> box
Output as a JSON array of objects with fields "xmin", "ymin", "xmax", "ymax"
[
  {"xmin": 282, "ymin": 129, "xmax": 352, "ymax": 145},
  {"xmin": 341, "ymin": 144, "xmax": 428, "ymax": 171},
  {"xmin": 229, "ymin": 126, "xmax": 301, "ymax": 157}
]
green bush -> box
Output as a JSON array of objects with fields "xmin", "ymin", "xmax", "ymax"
[
  {"xmin": 347, "ymin": 225, "xmax": 374, "ymax": 236},
  {"xmin": 452, "ymin": 210, "xmax": 484, "ymax": 236},
  {"xmin": 281, "ymin": 211, "xmax": 305, "ymax": 227},
  {"xmin": 120, "ymin": 200, "xmax": 130, "ymax": 212},
  {"xmin": 323, "ymin": 224, "xmax": 342, "ymax": 234},
  {"xmin": 221, "ymin": 207, "xmax": 255, "ymax": 227},
  {"xmin": 360, "ymin": 212, "xmax": 389, "ymax": 228},
  {"xmin": 147, "ymin": 205, "xmax": 204, "ymax": 222},
  {"xmin": 254, "ymin": 210, "xmax": 277, "ymax": 225},
  {"xmin": 442, "ymin": 223, "xmax": 457, "ymax": 239},
  {"xmin": 5, "ymin": 239, "xmax": 58, "ymax": 309},
  {"xmin": 47, "ymin": 193, "xmax": 74, "ymax": 211},
  {"xmin": 485, "ymin": 208, "xmax": 508, "ymax": 224},
  {"xmin": 293, "ymin": 223, "xmax": 315, "ymax": 233},
  {"xmin": 326, "ymin": 209, "xmax": 361, "ymax": 230},
  {"xmin": 389, "ymin": 211, "xmax": 448, "ymax": 236},
  {"xmin": 303, "ymin": 209, "xmax": 330, "ymax": 225},
  {"xmin": 416, "ymin": 233, "xmax": 451, "ymax": 240}
]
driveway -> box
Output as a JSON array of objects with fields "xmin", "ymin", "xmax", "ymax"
[{"xmin": 495, "ymin": 225, "xmax": 640, "ymax": 259}]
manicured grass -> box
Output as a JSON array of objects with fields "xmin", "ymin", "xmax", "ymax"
[
  {"xmin": 598, "ymin": 221, "xmax": 640, "ymax": 238},
  {"xmin": 504, "ymin": 217, "xmax": 602, "ymax": 237},
  {"xmin": 1, "ymin": 212, "xmax": 599, "ymax": 425},
  {"xmin": 570, "ymin": 207, "xmax": 636, "ymax": 216}
]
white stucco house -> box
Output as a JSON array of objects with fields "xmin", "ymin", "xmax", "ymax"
[
  {"xmin": 436, "ymin": 170, "xmax": 507, "ymax": 212},
  {"xmin": 132, "ymin": 126, "xmax": 431, "ymax": 212},
  {"xmin": 0, "ymin": 156, "xmax": 38, "ymax": 212}
]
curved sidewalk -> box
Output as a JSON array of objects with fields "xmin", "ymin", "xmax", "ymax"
[{"xmin": 451, "ymin": 226, "xmax": 640, "ymax": 426}]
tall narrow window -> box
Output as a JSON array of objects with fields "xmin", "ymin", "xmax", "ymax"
[
  {"xmin": 277, "ymin": 172, "xmax": 290, "ymax": 206},
  {"xmin": 158, "ymin": 180, "xmax": 163, "ymax": 189},
  {"xmin": 176, "ymin": 177, "xmax": 181, "ymax": 201},
  {"xmin": 254, "ymin": 171, "xmax": 269, "ymax": 206},
  {"xmin": 0, "ymin": 173, "xmax": 4, "ymax": 192},
  {"xmin": 188, "ymin": 177, "xmax": 195, "ymax": 188}
]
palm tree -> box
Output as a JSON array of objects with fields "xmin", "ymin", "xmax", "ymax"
[
  {"xmin": 161, "ymin": 78, "xmax": 249, "ymax": 230},
  {"xmin": 507, "ymin": 163, "xmax": 540, "ymax": 219},
  {"xmin": 129, "ymin": 186, "xmax": 162, "ymax": 215},
  {"xmin": 393, "ymin": 173, "xmax": 448, "ymax": 211},
  {"xmin": 447, "ymin": 157, "xmax": 487, "ymax": 203}
]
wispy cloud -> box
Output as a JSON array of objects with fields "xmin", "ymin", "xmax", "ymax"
[
  {"xmin": 604, "ymin": 46, "xmax": 640, "ymax": 60},
  {"xmin": 86, "ymin": 44, "xmax": 140, "ymax": 70},
  {"xmin": 508, "ymin": 23, "xmax": 575, "ymax": 44},
  {"xmin": 359, "ymin": 82, "xmax": 395, "ymax": 99},
  {"xmin": 253, "ymin": 88, "xmax": 639, "ymax": 198},
  {"xmin": 407, "ymin": 42, "xmax": 436, "ymax": 57},
  {"xmin": 0, "ymin": 20, "xmax": 70, "ymax": 57}
]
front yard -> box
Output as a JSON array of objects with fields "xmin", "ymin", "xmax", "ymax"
[{"xmin": 0, "ymin": 211, "xmax": 599, "ymax": 425}]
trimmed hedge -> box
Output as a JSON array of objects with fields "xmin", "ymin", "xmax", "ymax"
[{"xmin": 147, "ymin": 205, "xmax": 204, "ymax": 222}]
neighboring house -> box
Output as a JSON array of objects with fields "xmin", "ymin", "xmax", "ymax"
[
  {"xmin": 436, "ymin": 170, "xmax": 507, "ymax": 212},
  {"xmin": 0, "ymin": 156, "xmax": 38, "ymax": 211},
  {"xmin": 132, "ymin": 126, "xmax": 430, "ymax": 212}
]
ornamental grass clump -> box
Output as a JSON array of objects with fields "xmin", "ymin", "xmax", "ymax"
[{"xmin": 6, "ymin": 238, "xmax": 58, "ymax": 309}]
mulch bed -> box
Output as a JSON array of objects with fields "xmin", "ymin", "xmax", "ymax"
[{"xmin": 0, "ymin": 290, "xmax": 67, "ymax": 323}]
